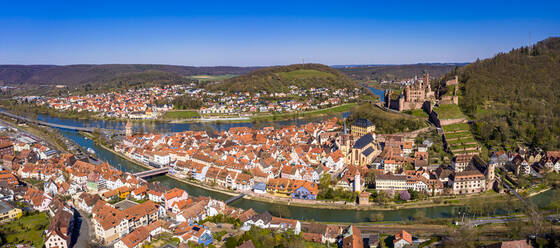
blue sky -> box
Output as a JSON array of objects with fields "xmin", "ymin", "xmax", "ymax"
[{"xmin": 1, "ymin": 1, "xmax": 559, "ymax": 66}]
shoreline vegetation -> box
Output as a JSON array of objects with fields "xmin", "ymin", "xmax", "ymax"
[{"xmin": 86, "ymin": 132, "xmax": 548, "ymax": 213}]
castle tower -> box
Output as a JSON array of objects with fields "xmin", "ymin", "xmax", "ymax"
[
  {"xmin": 384, "ymin": 89, "xmax": 391, "ymax": 108},
  {"xmin": 398, "ymin": 95, "xmax": 405, "ymax": 112},
  {"xmin": 487, "ymin": 163, "xmax": 496, "ymax": 182},
  {"xmin": 125, "ymin": 122, "xmax": 133, "ymax": 137},
  {"xmin": 353, "ymin": 171, "xmax": 361, "ymax": 192},
  {"xmin": 404, "ymin": 85, "xmax": 411, "ymax": 102}
]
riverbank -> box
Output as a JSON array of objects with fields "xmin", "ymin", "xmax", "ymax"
[
  {"xmin": 3, "ymin": 102, "xmax": 356, "ymax": 124},
  {"xmin": 0, "ymin": 115, "xmax": 69, "ymax": 152},
  {"xmin": 87, "ymin": 134, "xmax": 544, "ymax": 211}
]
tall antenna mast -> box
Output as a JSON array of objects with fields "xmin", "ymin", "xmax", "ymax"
[{"xmin": 529, "ymin": 32, "xmax": 532, "ymax": 53}]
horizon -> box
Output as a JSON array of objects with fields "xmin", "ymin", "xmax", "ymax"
[
  {"xmin": 1, "ymin": 1, "xmax": 559, "ymax": 66},
  {"xmin": 0, "ymin": 62, "xmax": 472, "ymax": 67}
]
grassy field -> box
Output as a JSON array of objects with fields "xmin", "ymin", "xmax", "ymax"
[
  {"xmin": 442, "ymin": 122, "xmax": 471, "ymax": 132},
  {"xmin": 163, "ymin": 110, "xmax": 200, "ymax": 119},
  {"xmin": 434, "ymin": 104, "xmax": 467, "ymax": 119},
  {"xmin": 276, "ymin": 69, "xmax": 334, "ymax": 80},
  {"xmin": 404, "ymin": 109, "xmax": 429, "ymax": 118},
  {"xmin": 443, "ymin": 131, "xmax": 472, "ymax": 139},
  {"xmin": 189, "ymin": 74, "xmax": 237, "ymax": 81},
  {"xmin": 446, "ymin": 137, "xmax": 477, "ymax": 145},
  {"xmin": 0, "ymin": 212, "xmax": 49, "ymax": 247}
]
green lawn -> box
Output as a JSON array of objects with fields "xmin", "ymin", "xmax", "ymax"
[
  {"xmin": 446, "ymin": 137, "xmax": 476, "ymax": 145},
  {"xmin": 404, "ymin": 109, "xmax": 429, "ymax": 118},
  {"xmin": 443, "ymin": 131, "xmax": 472, "ymax": 139},
  {"xmin": 434, "ymin": 104, "xmax": 467, "ymax": 119},
  {"xmin": 442, "ymin": 122, "xmax": 471, "ymax": 132},
  {"xmin": 0, "ymin": 212, "xmax": 49, "ymax": 247},
  {"xmin": 188, "ymin": 74, "xmax": 237, "ymax": 82},
  {"xmin": 163, "ymin": 110, "xmax": 201, "ymax": 119}
]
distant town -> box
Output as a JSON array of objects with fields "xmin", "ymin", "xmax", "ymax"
[{"xmin": 17, "ymin": 84, "xmax": 360, "ymax": 121}]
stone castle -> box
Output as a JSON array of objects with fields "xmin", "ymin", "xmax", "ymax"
[{"xmin": 384, "ymin": 73, "xmax": 435, "ymax": 112}]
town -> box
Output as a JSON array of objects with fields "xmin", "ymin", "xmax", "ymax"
[
  {"xmin": 0, "ymin": 104, "xmax": 556, "ymax": 247},
  {"xmin": 2, "ymin": 3, "xmax": 559, "ymax": 246},
  {"xmin": 19, "ymin": 84, "xmax": 360, "ymax": 120}
]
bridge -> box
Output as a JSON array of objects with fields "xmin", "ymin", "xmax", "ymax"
[
  {"xmin": 0, "ymin": 110, "xmax": 122, "ymax": 134},
  {"xmin": 501, "ymin": 176, "xmax": 539, "ymax": 217},
  {"xmin": 225, "ymin": 193, "xmax": 246, "ymax": 205},
  {"xmin": 133, "ymin": 167, "xmax": 170, "ymax": 178}
]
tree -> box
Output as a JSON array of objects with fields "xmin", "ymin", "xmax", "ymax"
[
  {"xmin": 399, "ymin": 190, "xmax": 411, "ymax": 201},
  {"xmin": 319, "ymin": 173, "xmax": 332, "ymax": 189},
  {"xmin": 442, "ymin": 225, "xmax": 478, "ymax": 248},
  {"xmin": 365, "ymin": 168, "xmax": 378, "ymax": 186}
]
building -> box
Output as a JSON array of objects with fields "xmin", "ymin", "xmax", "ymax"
[
  {"xmin": 375, "ymin": 174, "xmax": 408, "ymax": 191},
  {"xmin": 450, "ymin": 169, "xmax": 486, "ymax": 194},
  {"xmin": 452, "ymin": 154, "xmax": 473, "ymax": 172},
  {"xmin": 114, "ymin": 226, "xmax": 151, "ymax": 248},
  {"xmin": 290, "ymin": 181, "xmax": 318, "ymax": 200},
  {"xmin": 358, "ymin": 192, "xmax": 370, "ymax": 205},
  {"xmin": 0, "ymin": 201, "xmax": 22, "ymax": 223},
  {"xmin": 351, "ymin": 118, "xmax": 375, "ymax": 137},
  {"xmin": 0, "ymin": 142, "xmax": 14, "ymax": 157},
  {"xmin": 338, "ymin": 225, "xmax": 363, "ymax": 248},
  {"xmin": 44, "ymin": 208, "xmax": 74, "ymax": 248},
  {"xmin": 350, "ymin": 133, "xmax": 378, "ymax": 167},
  {"xmin": 486, "ymin": 239, "xmax": 532, "ymax": 248},
  {"xmin": 393, "ymin": 230, "xmax": 413, "ymax": 248}
]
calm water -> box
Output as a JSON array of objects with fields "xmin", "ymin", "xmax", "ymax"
[
  {"xmin": 40, "ymin": 114, "xmax": 556, "ymax": 222},
  {"xmin": 365, "ymin": 86, "xmax": 385, "ymax": 102}
]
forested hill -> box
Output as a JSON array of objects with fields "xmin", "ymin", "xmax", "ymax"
[
  {"xmin": 208, "ymin": 63, "xmax": 358, "ymax": 92},
  {"xmin": 338, "ymin": 63, "xmax": 465, "ymax": 82},
  {"xmin": 457, "ymin": 37, "xmax": 560, "ymax": 150},
  {"xmin": 0, "ymin": 64, "xmax": 260, "ymax": 86}
]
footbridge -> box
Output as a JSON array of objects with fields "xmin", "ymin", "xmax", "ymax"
[
  {"xmin": 225, "ymin": 193, "xmax": 246, "ymax": 205},
  {"xmin": 133, "ymin": 167, "xmax": 170, "ymax": 178}
]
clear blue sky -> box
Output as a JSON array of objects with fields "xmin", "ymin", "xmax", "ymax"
[{"xmin": 1, "ymin": 1, "xmax": 559, "ymax": 66}]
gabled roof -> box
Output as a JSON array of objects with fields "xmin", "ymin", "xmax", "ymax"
[{"xmin": 353, "ymin": 133, "xmax": 374, "ymax": 149}]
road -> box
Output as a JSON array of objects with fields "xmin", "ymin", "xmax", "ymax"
[{"xmin": 72, "ymin": 209, "xmax": 92, "ymax": 248}]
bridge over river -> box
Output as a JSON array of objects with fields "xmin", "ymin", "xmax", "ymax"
[
  {"xmin": 133, "ymin": 167, "xmax": 170, "ymax": 178},
  {"xmin": 0, "ymin": 110, "xmax": 123, "ymax": 134}
]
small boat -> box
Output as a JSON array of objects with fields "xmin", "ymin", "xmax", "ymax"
[{"xmin": 87, "ymin": 148, "xmax": 96, "ymax": 154}]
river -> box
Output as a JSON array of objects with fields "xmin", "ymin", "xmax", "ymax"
[
  {"xmin": 35, "ymin": 113, "xmax": 556, "ymax": 223},
  {"xmin": 364, "ymin": 85, "xmax": 385, "ymax": 102}
]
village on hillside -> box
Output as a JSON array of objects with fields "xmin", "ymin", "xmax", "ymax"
[{"xmin": 16, "ymin": 84, "xmax": 360, "ymax": 120}]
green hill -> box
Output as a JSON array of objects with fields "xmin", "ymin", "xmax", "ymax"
[
  {"xmin": 0, "ymin": 64, "xmax": 259, "ymax": 87},
  {"xmin": 456, "ymin": 37, "xmax": 560, "ymax": 150},
  {"xmin": 209, "ymin": 64, "xmax": 358, "ymax": 92}
]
